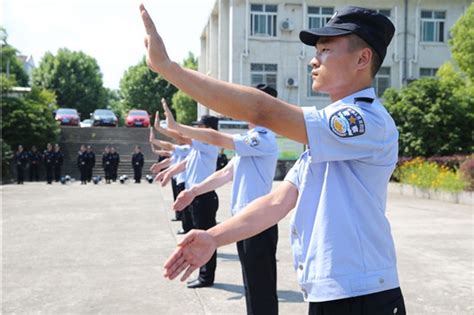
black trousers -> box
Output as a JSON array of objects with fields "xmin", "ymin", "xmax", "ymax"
[
  {"xmin": 45, "ymin": 165, "xmax": 53, "ymax": 184},
  {"xmin": 16, "ymin": 165, "xmax": 25, "ymax": 184},
  {"xmin": 79, "ymin": 166, "xmax": 87, "ymax": 183},
  {"xmin": 112, "ymin": 167, "xmax": 118, "ymax": 181},
  {"xmin": 308, "ymin": 287, "xmax": 405, "ymax": 315},
  {"xmin": 86, "ymin": 167, "xmax": 93, "ymax": 182},
  {"xmin": 188, "ymin": 191, "xmax": 219, "ymax": 283},
  {"xmin": 104, "ymin": 167, "xmax": 112, "ymax": 183},
  {"xmin": 172, "ymin": 179, "xmax": 184, "ymax": 220},
  {"xmin": 54, "ymin": 165, "xmax": 62, "ymax": 181},
  {"xmin": 133, "ymin": 166, "xmax": 142, "ymax": 182},
  {"xmin": 237, "ymin": 224, "xmax": 279, "ymax": 315},
  {"xmin": 29, "ymin": 164, "xmax": 40, "ymax": 181}
]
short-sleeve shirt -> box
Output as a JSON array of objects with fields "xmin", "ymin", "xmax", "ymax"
[
  {"xmin": 230, "ymin": 127, "xmax": 279, "ymax": 215},
  {"xmin": 172, "ymin": 145, "xmax": 191, "ymax": 185},
  {"xmin": 284, "ymin": 88, "xmax": 400, "ymax": 302},
  {"xmin": 185, "ymin": 140, "xmax": 218, "ymax": 189}
]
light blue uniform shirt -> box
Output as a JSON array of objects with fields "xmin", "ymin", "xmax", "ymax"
[
  {"xmin": 185, "ymin": 140, "xmax": 218, "ymax": 189},
  {"xmin": 172, "ymin": 145, "xmax": 190, "ymax": 185},
  {"xmin": 230, "ymin": 127, "xmax": 278, "ymax": 215},
  {"xmin": 284, "ymin": 88, "xmax": 400, "ymax": 302}
]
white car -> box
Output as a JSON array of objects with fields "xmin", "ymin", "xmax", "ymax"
[{"xmin": 80, "ymin": 119, "xmax": 93, "ymax": 128}]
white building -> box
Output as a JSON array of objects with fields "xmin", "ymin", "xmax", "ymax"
[
  {"xmin": 198, "ymin": 0, "xmax": 471, "ymax": 116},
  {"xmin": 18, "ymin": 54, "xmax": 35, "ymax": 84}
]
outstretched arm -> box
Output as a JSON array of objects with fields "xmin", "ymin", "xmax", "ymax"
[
  {"xmin": 150, "ymin": 127, "xmax": 178, "ymax": 151},
  {"xmin": 155, "ymin": 158, "xmax": 187, "ymax": 186},
  {"xmin": 174, "ymin": 159, "xmax": 234, "ymax": 211},
  {"xmin": 149, "ymin": 153, "xmax": 173, "ymax": 174},
  {"xmin": 140, "ymin": 4, "xmax": 307, "ymax": 144},
  {"xmin": 163, "ymin": 181, "xmax": 298, "ymax": 281},
  {"xmin": 162, "ymin": 100, "xmax": 235, "ymax": 150},
  {"xmin": 153, "ymin": 111, "xmax": 192, "ymax": 145}
]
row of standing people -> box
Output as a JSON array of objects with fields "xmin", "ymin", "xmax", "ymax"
[
  {"xmin": 149, "ymin": 87, "xmax": 279, "ymax": 315},
  {"xmin": 78, "ymin": 145, "xmax": 144, "ymax": 184},
  {"xmin": 14, "ymin": 143, "xmax": 64, "ymax": 184}
]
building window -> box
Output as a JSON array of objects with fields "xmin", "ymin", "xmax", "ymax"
[
  {"xmin": 419, "ymin": 67, "xmax": 438, "ymax": 77},
  {"xmin": 308, "ymin": 6, "xmax": 334, "ymax": 29},
  {"xmin": 421, "ymin": 10, "xmax": 445, "ymax": 42},
  {"xmin": 250, "ymin": 4, "xmax": 278, "ymax": 37},
  {"xmin": 251, "ymin": 63, "xmax": 277, "ymax": 89},
  {"xmin": 373, "ymin": 67, "xmax": 391, "ymax": 97},
  {"xmin": 307, "ymin": 66, "xmax": 326, "ymax": 97}
]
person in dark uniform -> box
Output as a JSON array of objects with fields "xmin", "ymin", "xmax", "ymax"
[
  {"xmin": 102, "ymin": 146, "xmax": 112, "ymax": 184},
  {"xmin": 216, "ymin": 148, "xmax": 228, "ymax": 171},
  {"xmin": 28, "ymin": 145, "xmax": 42, "ymax": 181},
  {"xmin": 85, "ymin": 145, "xmax": 95, "ymax": 182},
  {"xmin": 53, "ymin": 144, "xmax": 64, "ymax": 182},
  {"xmin": 110, "ymin": 147, "xmax": 120, "ymax": 182},
  {"xmin": 44, "ymin": 143, "xmax": 54, "ymax": 184},
  {"xmin": 14, "ymin": 145, "xmax": 29, "ymax": 184},
  {"xmin": 77, "ymin": 145, "xmax": 88, "ymax": 184},
  {"xmin": 132, "ymin": 145, "xmax": 144, "ymax": 183}
]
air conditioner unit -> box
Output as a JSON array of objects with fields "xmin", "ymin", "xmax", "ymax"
[
  {"xmin": 280, "ymin": 19, "xmax": 294, "ymax": 32},
  {"xmin": 286, "ymin": 77, "xmax": 298, "ymax": 88}
]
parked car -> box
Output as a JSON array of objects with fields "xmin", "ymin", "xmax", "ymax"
[
  {"xmin": 126, "ymin": 109, "xmax": 150, "ymax": 128},
  {"xmin": 91, "ymin": 109, "xmax": 118, "ymax": 127},
  {"xmin": 80, "ymin": 119, "xmax": 93, "ymax": 128},
  {"xmin": 55, "ymin": 108, "xmax": 80, "ymax": 126}
]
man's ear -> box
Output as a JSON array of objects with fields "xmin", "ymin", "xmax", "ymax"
[{"xmin": 357, "ymin": 47, "xmax": 372, "ymax": 70}]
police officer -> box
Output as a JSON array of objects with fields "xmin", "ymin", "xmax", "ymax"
[
  {"xmin": 53, "ymin": 144, "xmax": 64, "ymax": 182},
  {"xmin": 132, "ymin": 145, "xmax": 144, "ymax": 183},
  {"xmin": 14, "ymin": 145, "xmax": 29, "ymax": 184},
  {"xmin": 149, "ymin": 125, "xmax": 191, "ymax": 226},
  {"xmin": 216, "ymin": 148, "xmax": 228, "ymax": 171},
  {"xmin": 144, "ymin": 5, "xmax": 405, "ymax": 314},
  {"xmin": 43, "ymin": 143, "xmax": 55, "ymax": 184},
  {"xmin": 110, "ymin": 147, "xmax": 120, "ymax": 182},
  {"xmin": 167, "ymin": 85, "xmax": 280, "ymax": 314},
  {"xmin": 28, "ymin": 145, "xmax": 42, "ymax": 182},
  {"xmin": 102, "ymin": 146, "xmax": 113, "ymax": 184},
  {"xmin": 85, "ymin": 145, "xmax": 96, "ymax": 182},
  {"xmin": 77, "ymin": 145, "xmax": 88, "ymax": 184},
  {"xmin": 155, "ymin": 113, "xmax": 219, "ymax": 289}
]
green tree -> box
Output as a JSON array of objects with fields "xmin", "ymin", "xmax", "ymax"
[
  {"xmin": 450, "ymin": 3, "xmax": 474, "ymax": 81},
  {"xmin": 171, "ymin": 52, "xmax": 198, "ymax": 125},
  {"xmin": 172, "ymin": 91, "xmax": 197, "ymax": 125},
  {"xmin": 1, "ymin": 87, "xmax": 60, "ymax": 151},
  {"xmin": 32, "ymin": 48, "xmax": 106, "ymax": 116},
  {"xmin": 383, "ymin": 76, "xmax": 473, "ymax": 156},
  {"xmin": 1, "ymin": 28, "xmax": 29, "ymax": 87},
  {"xmin": 119, "ymin": 58, "xmax": 177, "ymax": 122}
]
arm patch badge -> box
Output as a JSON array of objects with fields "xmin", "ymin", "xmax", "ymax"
[
  {"xmin": 243, "ymin": 135, "xmax": 260, "ymax": 147},
  {"xmin": 329, "ymin": 107, "xmax": 365, "ymax": 137}
]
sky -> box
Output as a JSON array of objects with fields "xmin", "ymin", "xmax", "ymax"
[{"xmin": 2, "ymin": 0, "xmax": 216, "ymax": 89}]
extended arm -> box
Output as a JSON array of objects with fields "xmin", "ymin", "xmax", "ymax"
[
  {"xmin": 140, "ymin": 5, "xmax": 307, "ymax": 144},
  {"xmin": 153, "ymin": 110, "xmax": 192, "ymax": 145},
  {"xmin": 150, "ymin": 156, "xmax": 173, "ymax": 173},
  {"xmin": 162, "ymin": 100, "xmax": 235, "ymax": 150},
  {"xmin": 174, "ymin": 160, "xmax": 235, "ymax": 211},
  {"xmin": 155, "ymin": 158, "xmax": 187, "ymax": 186},
  {"xmin": 163, "ymin": 181, "xmax": 298, "ymax": 281}
]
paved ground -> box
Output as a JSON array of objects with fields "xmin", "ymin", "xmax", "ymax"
[{"xmin": 1, "ymin": 180, "xmax": 473, "ymax": 314}]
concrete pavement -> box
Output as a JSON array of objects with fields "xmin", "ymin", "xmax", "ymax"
[{"xmin": 1, "ymin": 180, "xmax": 473, "ymax": 314}]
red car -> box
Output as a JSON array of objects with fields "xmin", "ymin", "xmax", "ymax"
[
  {"xmin": 55, "ymin": 108, "xmax": 80, "ymax": 126},
  {"xmin": 126, "ymin": 109, "xmax": 150, "ymax": 127}
]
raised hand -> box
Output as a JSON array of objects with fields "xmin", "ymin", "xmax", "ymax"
[
  {"xmin": 154, "ymin": 169, "xmax": 167, "ymax": 183},
  {"xmin": 154, "ymin": 111, "xmax": 161, "ymax": 131},
  {"xmin": 149, "ymin": 127, "xmax": 154, "ymax": 143},
  {"xmin": 139, "ymin": 4, "xmax": 172, "ymax": 74},
  {"xmin": 163, "ymin": 230, "xmax": 217, "ymax": 281},
  {"xmin": 161, "ymin": 98, "xmax": 177, "ymax": 130},
  {"xmin": 173, "ymin": 189, "xmax": 196, "ymax": 212}
]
